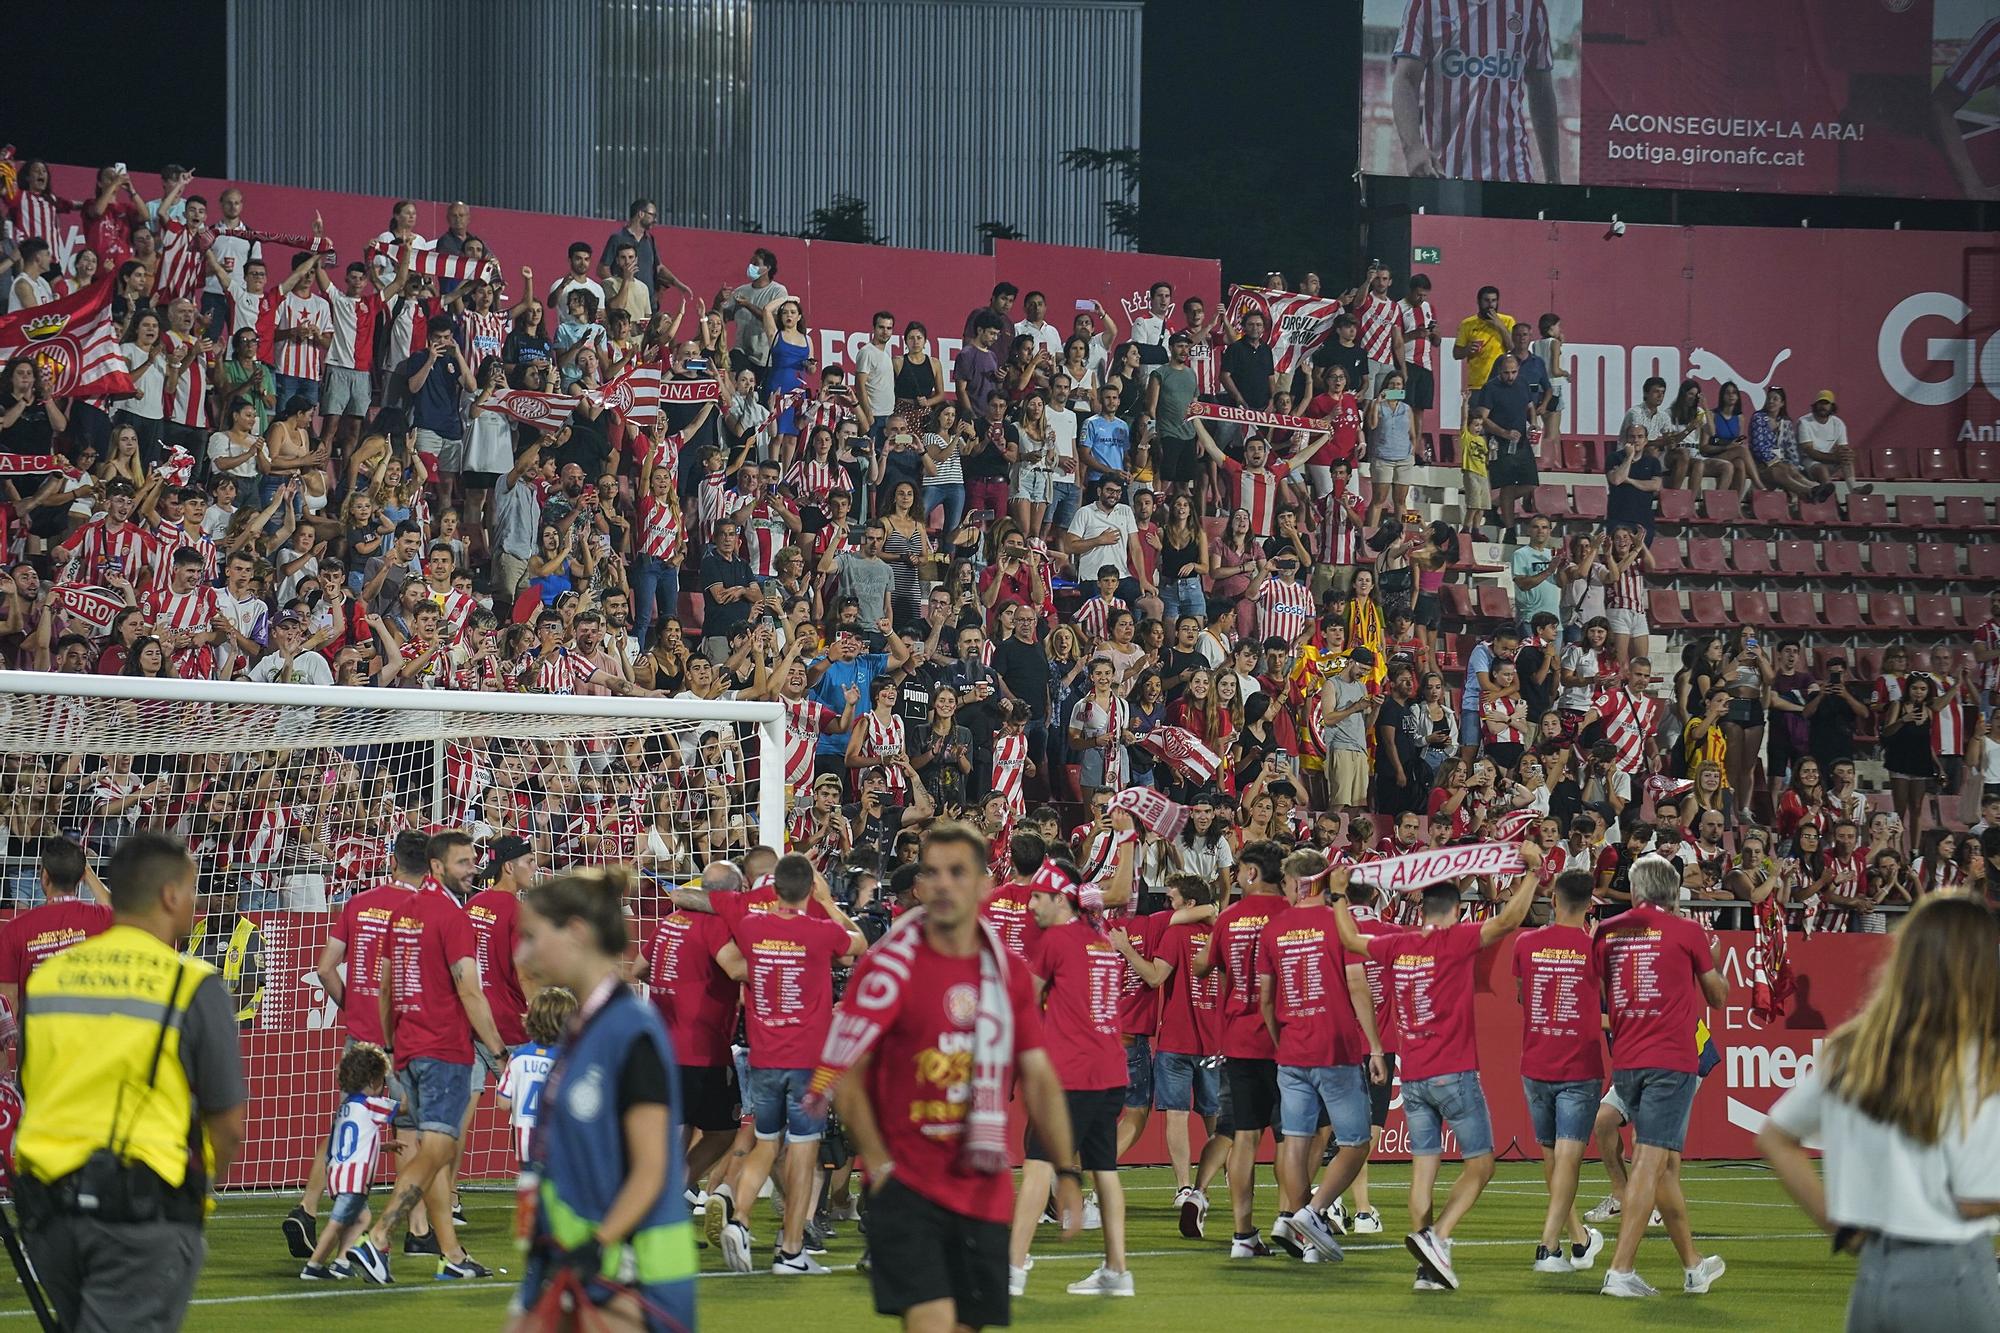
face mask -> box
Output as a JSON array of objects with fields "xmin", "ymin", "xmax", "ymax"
[{"xmin": 746, "ymin": 263, "xmax": 761, "ymax": 280}]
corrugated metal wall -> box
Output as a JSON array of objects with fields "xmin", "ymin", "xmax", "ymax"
[{"xmin": 228, "ymin": 0, "xmax": 1140, "ymax": 252}]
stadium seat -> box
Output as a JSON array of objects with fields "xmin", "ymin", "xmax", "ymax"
[
  {"xmin": 1866, "ymin": 593, "xmax": 1913, "ymax": 632},
  {"xmin": 1658, "ymin": 489, "xmax": 1696, "ymax": 524},
  {"xmin": 1867, "ymin": 447, "xmax": 1914, "ymax": 483},
  {"xmin": 1915, "ymin": 544, "xmax": 1960, "ymax": 580},
  {"xmin": 1821, "ymin": 592, "xmax": 1864, "ymax": 630},
  {"xmin": 1969, "ymin": 444, "xmax": 2000, "ymax": 484},
  {"xmin": 1797, "ymin": 494, "xmax": 1841, "ymax": 528},
  {"xmin": 1650, "ymin": 538, "xmax": 1686, "ymax": 576},
  {"xmin": 1895, "ymin": 494, "xmax": 1940, "ymax": 528},
  {"xmin": 1701, "ymin": 490, "xmax": 1745, "ymax": 525},
  {"xmin": 1966, "ymin": 598, "xmax": 1993, "ymax": 632},
  {"xmin": 1749, "ymin": 491, "xmax": 1793, "ymax": 526},
  {"xmin": 1531, "ymin": 485, "xmax": 1571, "ymax": 519},
  {"xmin": 1572, "ymin": 486, "xmax": 1607, "ymax": 521},
  {"xmin": 1845, "ymin": 492, "xmax": 1890, "ymax": 528},
  {"xmin": 1918, "ymin": 448, "xmax": 1958, "ymax": 481},
  {"xmin": 1440, "ymin": 583, "xmax": 1476, "ymax": 623},
  {"xmin": 1561, "ymin": 439, "xmax": 1599, "ymax": 472},
  {"xmin": 1775, "ymin": 540, "xmax": 1819, "ymax": 577},
  {"xmin": 1854, "ymin": 646, "xmax": 1883, "ymax": 680},
  {"xmin": 1476, "ymin": 584, "xmax": 1514, "ymax": 621},
  {"xmin": 1686, "ymin": 536, "xmax": 1728, "ymax": 575},
  {"xmin": 1688, "ymin": 590, "xmax": 1728, "ymax": 626},
  {"xmin": 1821, "ymin": 540, "xmax": 1865, "ymax": 579},
  {"xmin": 1730, "ymin": 540, "xmax": 1774, "ymax": 577},
  {"xmin": 1869, "ymin": 543, "xmax": 1915, "ymax": 581},
  {"xmin": 1778, "ymin": 590, "xmax": 1820, "ymax": 630},
  {"xmin": 1971, "ymin": 544, "xmax": 2000, "ymax": 582},
  {"xmin": 680, "ymin": 591, "xmax": 705, "ymax": 633},
  {"xmin": 1648, "ymin": 588, "xmax": 1687, "ymax": 628},
  {"xmin": 1732, "ymin": 590, "xmax": 1776, "ymax": 628},
  {"xmin": 1203, "ymin": 515, "xmax": 1226, "ymax": 544},
  {"xmin": 1914, "ymin": 594, "xmax": 1956, "ymax": 631},
  {"xmin": 1943, "ymin": 495, "xmax": 1993, "ymax": 531}
]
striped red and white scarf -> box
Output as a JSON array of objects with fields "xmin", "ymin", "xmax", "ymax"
[{"xmin": 364, "ymin": 240, "xmax": 496, "ymax": 284}]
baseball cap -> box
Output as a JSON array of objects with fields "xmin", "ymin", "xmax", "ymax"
[
  {"xmin": 270, "ymin": 611, "xmax": 305, "ymax": 631},
  {"xmin": 487, "ymin": 834, "xmax": 533, "ymax": 868},
  {"xmin": 1349, "ymin": 645, "xmax": 1377, "ymax": 669},
  {"xmin": 813, "ymin": 773, "xmax": 843, "ymax": 794},
  {"xmin": 1813, "ymin": 389, "xmax": 1836, "ymax": 407}
]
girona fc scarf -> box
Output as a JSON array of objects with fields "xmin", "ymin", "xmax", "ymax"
[
  {"xmin": 1349, "ymin": 841, "xmax": 1527, "ymax": 894},
  {"xmin": 484, "ymin": 388, "xmax": 581, "ymax": 431},
  {"xmin": 1186, "ymin": 400, "xmax": 1328, "ymax": 435},
  {"xmin": 1225, "ymin": 284, "xmax": 1344, "ymax": 374},
  {"xmin": 1109, "ymin": 786, "xmax": 1187, "ymax": 842},
  {"xmin": 48, "ymin": 583, "xmax": 125, "ymax": 634},
  {"xmin": 1136, "ymin": 726, "xmax": 1222, "ymax": 785},
  {"xmin": 0, "ymin": 453, "xmax": 61, "ymax": 475},
  {"xmin": 363, "ymin": 240, "xmax": 496, "ymax": 284},
  {"xmin": 804, "ymin": 907, "xmax": 1015, "ymax": 1174}
]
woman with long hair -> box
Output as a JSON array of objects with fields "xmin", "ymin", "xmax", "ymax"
[
  {"xmin": 1156, "ymin": 490, "xmax": 1210, "ymax": 626},
  {"xmin": 1208, "ymin": 507, "xmax": 1258, "ymax": 615},
  {"xmin": 759, "ymin": 297, "xmax": 812, "ymax": 465},
  {"xmin": 116, "ymin": 310, "xmax": 169, "ymax": 462},
  {"xmin": 1775, "ymin": 756, "xmax": 1832, "ymax": 848},
  {"xmin": 1009, "ymin": 388, "xmax": 1056, "ymax": 540},
  {"xmin": 1884, "ymin": 674, "xmax": 1942, "ymax": 856},
  {"xmin": 1750, "ymin": 386, "xmax": 1816, "ymax": 499},
  {"xmin": 876, "ymin": 479, "xmax": 932, "ymax": 629},
  {"xmin": 1702, "ymin": 380, "xmax": 1761, "ymax": 494},
  {"xmin": 1345, "ymin": 566, "xmax": 1387, "ymax": 688},
  {"xmin": 1601, "ymin": 524, "xmax": 1654, "ymax": 670},
  {"xmin": 921, "ymin": 401, "xmax": 969, "ymax": 537},
  {"xmin": 1758, "ymin": 895, "xmax": 2000, "ymax": 1332},
  {"xmin": 1720, "ymin": 628, "xmax": 1772, "ymax": 802},
  {"xmin": 121, "ymin": 635, "xmax": 176, "ymax": 681},
  {"xmin": 891, "ymin": 321, "xmax": 944, "ymax": 429},
  {"xmin": 1912, "ymin": 828, "xmax": 1962, "ymax": 898}
]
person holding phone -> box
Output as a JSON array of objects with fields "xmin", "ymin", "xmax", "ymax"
[
  {"xmin": 1884, "ymin": 673, "xmax": 1944, "ymax": 857},
  {"xmin": 1364, "ymin": 370, "xmax": 1420, "ymax": 528}
]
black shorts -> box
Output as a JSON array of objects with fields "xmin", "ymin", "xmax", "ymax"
[
  {"xmin": 1158, "ymin": 434, "xmax": 1201, "ymax": 483},
  {"xmin": 1224, "ymin": 1057, "xmax": 1281, "ymax": 1135},
  {"xmin": 461, "ymin": 470, "xmax": 501, "ymax": 492},
  {"xmin": 1026, "ymin": 1087, "xmax": 1124, "ymax": 1172},
  {"xmin": 681, "ymin": 1062, "xmax": 740, "ymax": 1133},
  {"xmin": 1490, "ymin": 447, "xmax": 1538, "ymax": 489},
  {"xmin": 1369, "ymin": 1053, "xmax": 1397, "ymax": 1129},
  {"xmin": 1405, "ymin": 365, "xmax": 1436, "ymax": 411},
  {"xmin": 867, "ymin": 1177, "xmax": 1011, "ymax": 1327},
  {"xmin": 1940, "ymin": 755, "xmax": 1964, "ymax": 795}
]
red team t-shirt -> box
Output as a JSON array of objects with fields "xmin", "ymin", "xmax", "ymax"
[
  {"xmin": 1593, "ymin": 904, "xmax": 1714, "ymax": 1075},
  {"xmin": 710, "ymin": 886, "xmax": 832, "ymax": 926},
  {"xmin": 1153, "ymin": 921, "xmax": 1221, "ymax": 1057},
  {"xmin": 1257, "ymin": 902, "xmax": 1369, "ymax": 1067},
  {"xmin": 979, "ymin": 880, "xmax": 1041, "ymax": 962},
  {"xmin": 464, "ymin": 889, "xmax": 527, "ymax": 1046},
  {"xmin": 387, "ymin": 883, "xmax": 480, "ymax": 1068},
  {"xmin": 1510, "ymin": 923, "xmax": 1605, "ymax": 1083},
  {"xmin": 857, "ymin": 939, "xmax": 1045, "ymax": 1224},
  {"xmin": 1108, "ymin": 906, "xmax": 1168, "ymax": 1038},
  {"xmin": 729, "ymin": 910, "xmax": 853, "ymax": 1070},
  {"xmin": 0, "ymin": 898, "xmax": 113, "ymax": 988},
  {"xmin": 329, "ymin": 880, "xmax": 410, "ymax": 1046},
  {"xmin": 1353, "ymin": 915, "xmax": 1403, "ymax": 1055},
  {"xmin": 642, "ymin": 909, "xmax": 739, "ymax": 1068},
  {"xmin": 1026, "ymin": 917, "xmax": 1127, "ymax": 1091},
  {"xmin": 1364, "ymin": 921, "xmax": 1485, "ymax": 1083},
  {"xmin": 1213, "ymin": 894, "xmax": 1285, "ymax": 1060}
]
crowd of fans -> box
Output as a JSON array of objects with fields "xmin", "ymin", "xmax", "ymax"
[{"xmin": 0, "ymin": 162, "xmax": 1996, "ymax": 933}]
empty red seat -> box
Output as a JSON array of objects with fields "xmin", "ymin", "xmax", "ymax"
[
  {"xmin": 1701, "ymin": 490, "xmax": 1745, "ymax": 525},
  {"xmin": 1476, "ymin": 584, "xmax": 1514, "ymax": 620},
  {"xmin": 1918, "ymin": 448, "xmax": 1959, "ymax": 481},
  {"xmin": 1650, "ymin": 539, "xmax": 1687, "ymax": 576},
  {"xmin": 1750, "ymin": 491, "xmax": 1793, "ymax": 526},
  {"xmin": 1203, "ymin": 515, "xmax": 1227, "ymax": 544},
  {"xmin": 1798, "ymin": 494, "xmax": 1841, "ymax": 527},
  {"xmin": 1854, "ymin": 647, "xmax": 1883, "ymax": 680},
  {"xmin": 1870, "ymin": 544, "xmax": 1915, "ymax": 580},
  {"xmin": 1732, "ymin": 590, "xmax": 1776, "ymax": 627},
  {"xmin": 1440, "ymin": 583, "xmax": 1476, "ymax": 622},
  {"xmin": 1776, "ymin": 540, "xmax": 1819, "ymax": 576},
  {"xmin": 1573, "ymin": 486, "xmax": 1608, "ymax": 520},
  {"xmin": 1822, "ymin": 541, "xmax": 1865, "ymax": 578},
  {"xmin": 1944, "ymin": 495, "xmax": 1992, "ymax": 530},
  {"xmin": 1658, "ymin": 489, "xmax": 1697, "ymax": 524},
  {"xmin": 1687, "ymin": 536, "xmax": 1728, "ymax": 573},
  {"xmin": 1846, "ymin": 493, "xmax": 1890, "ymax": 527},
  {"xmin": 1688, "ymin": 590, "xmax": 1728, "ymax": 625},
  {"xmin": 1916, "ymin": 544, "xmax": 1960, "ymax": 580},
  {"xmin": 1821, "ymin": 592, "xmax": 1864, "ymax": 629},
  {"xmin": 1914, "ymin": 594, "xmax": 1956, "ymax": 631},
  {"xmin": 1970, "ymin": 444, "xmax": 2000, "ymax": 484},
  {"xmin": 1648, "ymin": 588, "xmax": 1687, "ymax": 628},
  {"xmin": 1867, "ymin": 593, "xmax": 1912, "ymax": 631},
  {"xmin": 1972, "ymin": 545, "xmax": 2000, "ymax": 581},
  {"xmin": 1730, "ymin": 541, "xmax": 1774, "ymax": 576},
  {"xmin": 1896, "ymin": 495, "xmax": 1940, "ymax": 528},
  {"xmin": 1868, "ymin": 447, "xmax": 1915, "ymax": 482},
  {"xmin": 1778, "ymin": 590, "xmax": 1820, "ymax": 629},
  {"xmin": 1531, "ymin": 485, "xmax": 1571, "ymax": 519}
]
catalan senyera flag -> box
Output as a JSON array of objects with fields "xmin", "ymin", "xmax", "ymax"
[{"xmin": 0, "ymin": 277, "xmax": 134, "ymax": 399}]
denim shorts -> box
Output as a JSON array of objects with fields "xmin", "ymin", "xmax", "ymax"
[
  {"xmin": 749, "ymin": 1065, "xmax": 826, "ymax": 1142},
  {"xmin": 1153, "ymin": 1051, "xmax": 1220, "ymax": 1116},
  {"xmin": 1124, "ymin": 1035, "xmax": 1154, "ymax": 1110},
  {"xmin": 1523, "ymin": 1076, "xmax": 1603, "ymax": 1147},
  {"xmin": 405, "ymin": 1056, "xmax": 474, "ymax": 1138},
  {"xmin": 1401, "ymin": 1069, "xmax": 1495, "ymax": 1158},
  {"xmin": 1279, "ymin": 1063, "xmax": 1371, "ymax": 1147},
  {"xmin": 1611, "ymin": 1067, "xmax": 1699, "ymax": 1152},
  {"xmin": 329, "ymin": 1191, "xmax": 369, "ymax": 1227}
]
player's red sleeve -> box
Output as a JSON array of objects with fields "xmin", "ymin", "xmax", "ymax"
[{"xmin": 1006, "ymin": 959, "xmax": 1046, "ymax": 1055}]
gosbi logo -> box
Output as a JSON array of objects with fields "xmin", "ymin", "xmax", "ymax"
[{"xmin": 1438, "ymin": 47, "xmax": 1524, "ymax": 80}]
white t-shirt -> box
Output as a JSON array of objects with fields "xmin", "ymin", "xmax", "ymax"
[
  {"xmin": 1014, "ymin": 319, "xmax": 1063, "ymax": 360},
  {"xmin": 548, "ymin": 275, "xmax": 607, "ymax": 326},
  {"xmin": 205, "ymin": 223, "xmax": 261, "ymax": 297},
  {"xmin": 207, "ymin": 430, "xmax": 263, "ymax": 481},
  {"xmin": 213, "ymin": 590, "xmax": 269, "ymax": 678},
  {"xmin": 1044, "ymin": 404, "xmax": 1079, "ymax": 479},
  {"xmin": 1796, "ymin": 412, "xmax": 1848, "ymax": 458},
  {"xmin": 855, "ymin": 339, "xmax": 897, "ymax": 418},
  {"xmin": 1620, "ymin": 403, "xmax": 1674, "ymax": 446},
  {"xmin": 1067, "ymin": 502, "xmax": 1137, "ymax": 580},
  {"xmin": 1768, "ymin": 1061, "xmax": 2000, "ymax": 1243},
  {"xmin": 248, "ymin": 650, "xmax": 334, "ymax": 687},
  {"xmin": 11, "ymin": 273, "xmax": 52, "ymax": 312},
  {"xmin": 1130, "ymin": 313, "xmax": 1168, "ymax": 347},
  {"xmin": 120, "ymin": 344, "xmax": 167, "ymax": 418}
]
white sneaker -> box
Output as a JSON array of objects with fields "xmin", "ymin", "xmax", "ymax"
[
  {"xmin": 1327, "ymin": 1199, "xmax": 1348, "ymax": 1233},
  {"xmin": 1650, "ymin": 1209, "xmax": 1664, "ymax": 1226},
  {"xmin": 720, "ymin": 1221, "xmax": 753, "ymax": 1274},
  {"xmin": 1352, "ymin": 1209, "xmax": 1383, "ymax": 1234},
  {"xmin": 1178, "ymin": 1188, "xmax": 1208, "ymax": 1239},
  {"xmin": 1406, "ymin": 1228, "xmax": 1458, "ymax": 1290},
  {"xmin": 1601, "ymin": 1269, "xmax": 1659, "ymax": 1298},
  {"xmin": 1684, "ymin": 1255, "xmax": 1726, "ymax": 1294},
  {"xmin": 1533, "ymin": 1246, "xmax": 1573, "ymax": 1274},
  {"xmin": 1302, "ymin": 1246, "xmax": 1324, "ymax": 1263},
  {"xmin": 1229, "ymin": 1233, "xmax": 1273, "ymax": 1259},
  {"xmin": 1584, "ymin": 1195, "xmax": 1621, "ymax": 1224},
  {"xmin": 771, "ymin": 1250, "xmax": 829, "ymax": 1276},
  {"xmin": 831, "ymin": 1198, "xmax": 861, "ymax": 1222},
  {"xmin": 1414, "ymin": 1269, "xmax": 1445, "ymax": 1292},
  {"xmin": 1081, "ymin": 1194, "xmax": 1102, "ymax": 1231},
  {"xmin": 1271, "ymin": 1212, "xmax": 1305, "ymax": 1259},
  {"xmin": 1065, "ymin": 1264, "xmax": 1135, "ymax": 1296},
  {"xmin": 1008, "ymin": 1263, "xmax": 1030, "ymax": 1297},
  {"xmin": 1290, "ymin": 1206, "xmax": 1345, "ymax": 1262},
  {"xmin": 685, "ymin": 1188, "xmax": 708, "ymax": 1212},
  {"xmin": 1571, "ymin": 1227, "xmax": 1605, "ymax": 1271}
]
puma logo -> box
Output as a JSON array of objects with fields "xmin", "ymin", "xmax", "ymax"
[{"xmin": 1686, "ymin": 347, "xmax": 1792, "ymax": 403}]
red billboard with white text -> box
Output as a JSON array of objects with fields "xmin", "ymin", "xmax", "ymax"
[
  {"xmin": 1360, "ymin": 0, "xmax": 2000, "ymax": 200},
  {"xmin": 1406, "ymin": 213, "xmax": 2000, "ymax": 456}
]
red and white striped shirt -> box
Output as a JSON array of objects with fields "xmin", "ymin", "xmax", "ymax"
[
  {"xmin": 782, "ymin": 459, "xmax": 848, "ymax": 507},
  {"xmin": 1220, "ymin": 458, "xmax": 1295, "ymax": 538},
  {"xmin": 1255, "ymin": 576, "xmax": 1315, "ymax": 646},
  {"xmin": 1980, "ymin": 619, "xmax": 2000, "ymax": 694},
  {"xmin": 154, "ymin": 218, "xmax": 209, "ymax": 305},
  {"xmin": 325, "ymin": 1094, "xmax": 396, "ymax": 1196},
  {"xmin": 1188, "ymin": 328, "xmax": 1225, "ymax": 396},
  {"xmin": 458, "ymin": 309, "xmax": 506, "ymax": 364},
  {"xmin": 1394, "ymin": 0, "xmax": 1554, "ymax": 185},
  {"xmin": 1315, "ymin": 477, "xmax": 1367, "ymax": 565},
  {"xmin": 1934, "ymin": 691, "xmax": 1968, "ymax": 757},
  {"xmin": 163, "ymin": 331, "xmax": 209, "ymax": 430},
  {"xmin": 144, "ymin": 584, "xmax": 218, "ymax": 678},
  {"xmin": 274, "ymin": 292, "xmax": 332, "ymax": 381},
  {"xmin": 637, "ymin": 495, "xmax": 682, "ymax": 562},
  {"xmin": 784, "ymin": 696, "xmax": 838, "ymax": 790},
  {"xmin": 991, "ymin": 732, "xmax": 1028, "ymax": 815},
  {"xmin": 1074, "ymin": 595, "xmax": 1128, "ymax": 646},
  {"xmin": 734, "ymin": 498, "xmax": 794, "ymax": 578},
  {"xmin": 1605, "ymin": 553, "xmax": 1645, "ymax": 612},
  {"xmin": 325, "ymin": 287, "xmax": 383, "ymax": 372},
  {"xmin": 6, "ymin": 190, "xmax": 73, "ymax": 248},
  {"xmin": 1817, "ymin": 851, "xmax": 1868, "ymax": 934},
  {"xmin": 862, "ymin": 712, "xmax": 908, "ymax": 797},
  {"xmin": 1397, "ymin": 299, "xmax": 1437, "ymax": 371},
  {"xmin": 1482, "ymin": 693, "xmax": 1526, "ymax": 746},
  {"xmin": 61, "ymin": 516, "xmax": 155, "ymax": 587},
  {"xmin": 330, "ymin": 837, "xmax": 386, "ymax": 899},
  {"xmin": 241, "ymin": 800, "xmax": 294, "ymax": 881},
  {"xmin": 1590, "ymin": 684, "xmax": 1659, "ymax": 775},
  {"xmin": 524, "ymin": 646, "xmax": 598, "ymax": 695},
  {"xmin": 694, "ymin": 472, "xmax": 731, "ymax": 540},
  {"xmin": 1354, "ymin": 292, "xmax": 1398, "ymax": 364}
]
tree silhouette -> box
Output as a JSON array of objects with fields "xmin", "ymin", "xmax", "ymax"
[{"xmin": 1060, "ymin": 146, "xmax": 1141, "ymax": 250}]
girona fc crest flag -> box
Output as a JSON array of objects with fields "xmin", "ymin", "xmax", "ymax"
[
  {"xmin": 1224, "ymin": 284, "xmax": 1343, "ymax": 375},
  {"xmin": 484, "ymin": 388, "xmax": 583, "ymax": 431},
  {"xmin": 0, "ymin": 277, "xmax": 134, "ymax": 399},
  {"xmin": 1136, "ymin": 726, "xmax": 1223, "ymax": 785}
]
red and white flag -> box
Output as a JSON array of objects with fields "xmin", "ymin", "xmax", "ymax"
[
  {"xmin": 1109, "ymin": 786, "xmax": 1188, "ymax": 842},
  {"xmin": 48, "ymin": 583, "xmax": 126, "ymax": 634},
  {"xmin": 1135, "ymin": 725, "xmax": 1222, "ymax": 785},
  {"xmin": 364, "ymin": 240, "xmax": 496, "ymax": 285},
  {"xmin": 1349, "ymin": 841, "xmax": 1527, "ymax": 895},
  {"xmin": 0, "ymin": 453, "xmax": 62, "ymax": 475},
  {"xmin": 160, "ymin": 444, "xmax": 196, "ymax": 487},
  {"xmin": 1186, "ymin": 400, "xmax": 1329, "ymax": 435},
  {"xmin": 586, "ymin": 367, "xmax": 721, "ymax": 426},
  {"xmin": 1225, "ymin": 284, "xmax": 1344, "ymax": 375},
  {"xmin": 484, "ymin": 388, "xmax": 581, "ymax": 431},
  {"xmin": 0, "ymin": 277, "xmax": 135, "ymax": 399},
  {"xmin": 1488, "ymin": 808, "xmax": 1541, "ymax": 843}
]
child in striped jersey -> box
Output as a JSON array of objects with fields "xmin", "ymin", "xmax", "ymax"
[
  {"xmin": 497, "ymin": 986, "xmax": 578, "ymax": 1166},
  {"xmin": 301, "ymin": 1042, "xmax": 395, "ymax": 1280}
]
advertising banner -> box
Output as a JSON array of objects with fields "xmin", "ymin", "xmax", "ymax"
[
  {"xmin": 1360, "ymin": 0, "xmax": 2000, "ymax": 200},
  {"xmin": 1405, "ymin": 213, "xmax": 2000, "ymax": 456}
]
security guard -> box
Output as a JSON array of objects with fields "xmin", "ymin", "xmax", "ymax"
[{"xmin": 13, "ymin": 831, "xmax": 246, "ymax": 1332}]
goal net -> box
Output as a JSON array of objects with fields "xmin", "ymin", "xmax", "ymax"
[{"xmin": 0, "ymin": 671, "xmax": 783, "ymax": 1189}]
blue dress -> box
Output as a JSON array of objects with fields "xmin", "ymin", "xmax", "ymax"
[{"xmin": 768, "ymin": 335, "xmax": 811, "ymax": 435}]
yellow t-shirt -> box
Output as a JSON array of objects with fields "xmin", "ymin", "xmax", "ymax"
[
  {"xmin": 1454, "ymin": 312, "xmax": 1515, "ymax": 389},
  {"xmin": 1459, "ymin": 428, "xmax": 1490, "ymax": 477}
]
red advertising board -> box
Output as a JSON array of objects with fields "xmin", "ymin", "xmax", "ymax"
[
  {"xmin": 1360, "ymin": 0, "xmax": 2000, "ymax": 200},
  {"xmin": 1406, "ymin": 213, "xmax": 2000, "ymax": 456},
  {"xmin": 36, "ymin": 165, "xmax": 1217, "ymax": 387}
]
